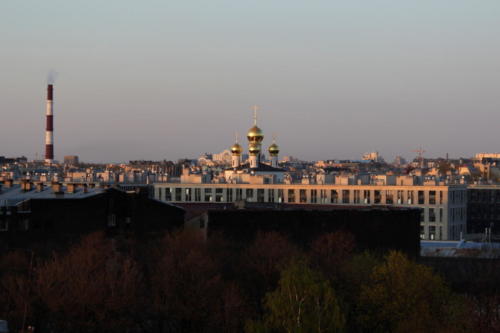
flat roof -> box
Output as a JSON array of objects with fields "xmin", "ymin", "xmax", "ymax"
[{"xmin": 0, "ymin": 184, "xmax": 103, "ymax": 206}]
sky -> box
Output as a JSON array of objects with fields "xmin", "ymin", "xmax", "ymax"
[{"xmin": 1, "ymin": 1, "xmax": 499, "ymax": 163}]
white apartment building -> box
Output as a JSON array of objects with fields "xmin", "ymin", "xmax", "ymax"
[{"xmin": 153, "ymin": 182, "xmax": 467, "ymax": 241}]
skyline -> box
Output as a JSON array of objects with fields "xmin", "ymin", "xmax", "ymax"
[{"xmin": 1, "ymin": 1, "xmax": 500, "ymax": 162}]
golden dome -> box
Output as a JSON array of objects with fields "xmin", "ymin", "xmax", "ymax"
[
  {"xmin": 231, "ymin": 143, "xmax": 243, "ymax": 155},
  {"xmin": 268, "ymin": 143, "xmax": 280, "ymax": 156},
  {"xmin": 247, "ymin": 125, "xmax": 264, "ymax": 143},
  {"xmin": 248, "ymin": 143, "xmax": 261, "ymax": 155}
]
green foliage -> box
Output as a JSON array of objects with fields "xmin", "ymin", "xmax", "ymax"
[
  {"xmin": 247, "ymin": 258, "xmax": 345, "ymax": 333},
  {"xmin": 358, "ymin": 251, "xmax": 469, "ymax": 333},
  {"xmin": 1, "ymin": 232, "xmax": 489, "ymax": 332}
]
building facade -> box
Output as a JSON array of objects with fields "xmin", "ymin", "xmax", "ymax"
[
  {"xmin": 467, "ymin": 184, "xmax": 500, "ymax": 235},
  {"xmin": 153, "ymin": 182, "xmax": 467, "ymax": 241}
]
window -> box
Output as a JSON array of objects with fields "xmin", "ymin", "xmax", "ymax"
[
  {"xmin": 386, "ymin": 191, "xmax": 394, "ymax": 204},
  {"xmin": 108, "ymin": 214, "xmax": 116, "ymax": 227},
  {"xmin": 257, "ymin": 189, "xmax": 265, "ymax": 203},
  {"xmin": 227, "ymin": 188, "xmax": 233, "ymax": 202},
  {"xmin": 300, "ymin": 189, "xmax": 307, "ymax": 203},
  {"xmin": 195, "ymin": 188, "xmax": 201, "ymax": 202},
  {"xmin": 269, "ymin": 189, "xmax": 275, "ymax": 203},
  {"xmin": 185, "ymin": 188, "xmax": 192, "ymax": 201},
  {"xmin": 175, "ymin": 188, "xmax": 182, "ymax": 201},
  {"xmin": 311, "ymin": 189, "xmax": 317, "ymax": 203},
  {"xmin": 215, "ymin": 188, "xmax": 223, "ymax": 202},
  {"xmin": 439, "ymin": 226, "xmax": 443, "ymax": 240},
  {"xmin": 407, "ymin": 191, "xmax": 414, "ymax": 204},
  {"xmin": 374, "ymin": 190, "xmax": 381, "ymax": 204},
  {"xmin": 397, "ymin": 190, "xmax": 403, "ymax": 204},
  {"xmin": 278, "ymin": 189, "xmax": 284, "ymax": 203},
  {"xmin": 439, "ymin": 208, "xmax": 443, "ymax": 222},
  {"xmin": 420, "ymin": 226, "xmax": 425, "ymax": 240},
  {"xmin": 165, "ymin": 188, "xmax": 172, "ymax": 201},
  {"xmin": 0, "ymin": 219, "xmax": 8, "ymax": 231},
  {"xmin": 236, "ymin": 189, "xmax": 243, "ymax": 201},
  {"xmin": 418, "ymin": 191, "xmax": 425, "ymax": 205},
  {"xmin": 246, "ymin": 189, "xmax": 254, "ymax": 201},
  {"xmin": 429, "ymin": 208, "xmax": 436, "ymax": 222},
  {"xmin": 320, "ymin": 190, "xmax": 327, "ymax": 203},
  {"xmin": 288, "ymin": 189, "xmax": 296, "ymax": 203},
  {"xmin": 439, "ymin": 191, "xmax": 443, "ymax": 204},
  {"xmin": 420, "ymin": 209, "xmax": 425, "ymax": 222},
  {"xmin": 204, "ymin": 188, "xmax": 212, "ymax": 202},
  {"xmin": 331, "ymin": 190, "xmax": 338, "ymax": 203},
  {"xmin": 342, "ymin": 190, "xmax": 350, "ymax": 204},
  {"xmin": 364, "ymin": 190, "xmax": 371, "ymax": 204},
  {"xmin": 429, "ymin": 191, "xmax": 436, "ymax": 205},
  {"xmin": 354, "ymin": 190, "xmax": 360, "ymax": 204},
  {"xmin": 429, "ymin": 226, "xmax": 436, "ymax": 240}
]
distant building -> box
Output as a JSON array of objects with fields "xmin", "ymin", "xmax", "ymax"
[
  {"xmin": 0, "ymin": 156, "xmax": 28, "ymax": 165},
  {"xmin": 212, "ymin": 149, "xmax": 232, "ymax": 164},
  {"xmin": 154, "ymin": 181, "xmax": 467, "ymax": 241},
  {"xmin": 64, "ymin": 155, "xmax": 79, "ymax": 165},
  {"xmin": 475, "ymin": 153, "xmax": 500, "ymax": 160},
  {"xmin": 0, "ymin": 180, "xmax": 184, "ymax": 249},
  {"xmin": 393, "ymin": 156, "xmax": 407, "ymax": 166},
  {"xmin": 362, "ymin": 151, "xmax": 384, "ymax": 163}
]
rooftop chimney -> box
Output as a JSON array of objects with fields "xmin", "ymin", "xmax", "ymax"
[
  {"xmin": 36, "ymin": 182, "xmax": 45, "ymax": 192},
  {"xmin": 21, "ymin": 180, "xmax": 33, "ymax": 192},
  {"xmin": 51, "ymin": 182, "xmax": 63, "ymax": 194},
  {"xmin": 67, "ymin": 183, "xmax": 76, "ymax": 194},
  {"xmin": 45, "ymin": 84, "xmax": 54, "ymax": 164}
]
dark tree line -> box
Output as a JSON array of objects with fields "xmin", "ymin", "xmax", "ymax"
[{"xmin": 1, "ymin": 230, "xmax": 499, "ymax": 333}]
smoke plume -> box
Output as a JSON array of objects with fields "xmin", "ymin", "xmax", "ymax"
[{"xmin": 47, "ymin": 70, "xmax": 59, "ymax": 84}]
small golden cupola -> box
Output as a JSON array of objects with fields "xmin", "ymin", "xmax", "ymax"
[
  {"xmin": 268, "ymin": 143, "xmax": 279, "ymax": 156},
  {"xmin": 231, "ymin": 142, "xmax": 243, "ymax": 155},
  {"xmin": 248, "ymin": 142, "xmax": 261, "ymax": 156}
]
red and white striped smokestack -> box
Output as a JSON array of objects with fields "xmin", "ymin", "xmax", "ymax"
[{"xmin": 45, "ymin": 84, "xmax": 54, "ymax": 164}]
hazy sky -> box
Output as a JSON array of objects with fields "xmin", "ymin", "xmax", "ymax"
[{"xmin": 1, "ymin": 1, "xmax": 499, "ymax": 162}]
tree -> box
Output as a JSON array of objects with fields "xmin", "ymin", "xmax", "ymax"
[
  {"xmin": 0, "ymin": 251, "xmax": 34, "ymax": 333},
  {"xmin": 358, "ymin": 251, "xmax": 469, "ymax": 333},
  {"xmin": 309, "ymin": 231, "xmax": 355, "ymax": 280},
  {"xmin": 151, "ymin": 230, "xmax": 224, "ymax": 333},
  {"xmin": 246, "ymin": 258, "xmax": 345, "ymax": 333},
  {"xmin": 35, "ymin": 232, "xmax": 145, "ymax": 333}
]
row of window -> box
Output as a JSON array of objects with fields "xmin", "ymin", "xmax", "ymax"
[
  {"xmin": 469, "ymin": 190, "xmax": 500, "ymax": 203},
  {"xmin": 157, "ymin": 187, "xmax": 453, "ymax": 206},
  {"xmin": 420, "ymin": 208, "xmax": 444, "ymax": 223},
  {"xmin": 420, "ymin": 223, "xmax": 465, "ymax": 240},
  {"xmin": 420, "ymin": 225, "xmax": 444, "ymax": 240}
]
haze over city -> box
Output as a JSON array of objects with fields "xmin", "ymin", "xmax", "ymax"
[{"xmin": 1, "ymin": 1, "xmax": 500, "ymax": 162}]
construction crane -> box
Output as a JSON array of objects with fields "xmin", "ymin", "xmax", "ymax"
[{"xmin": 412, "ymin": 147, "xmax": 426, "ymax": 169}]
